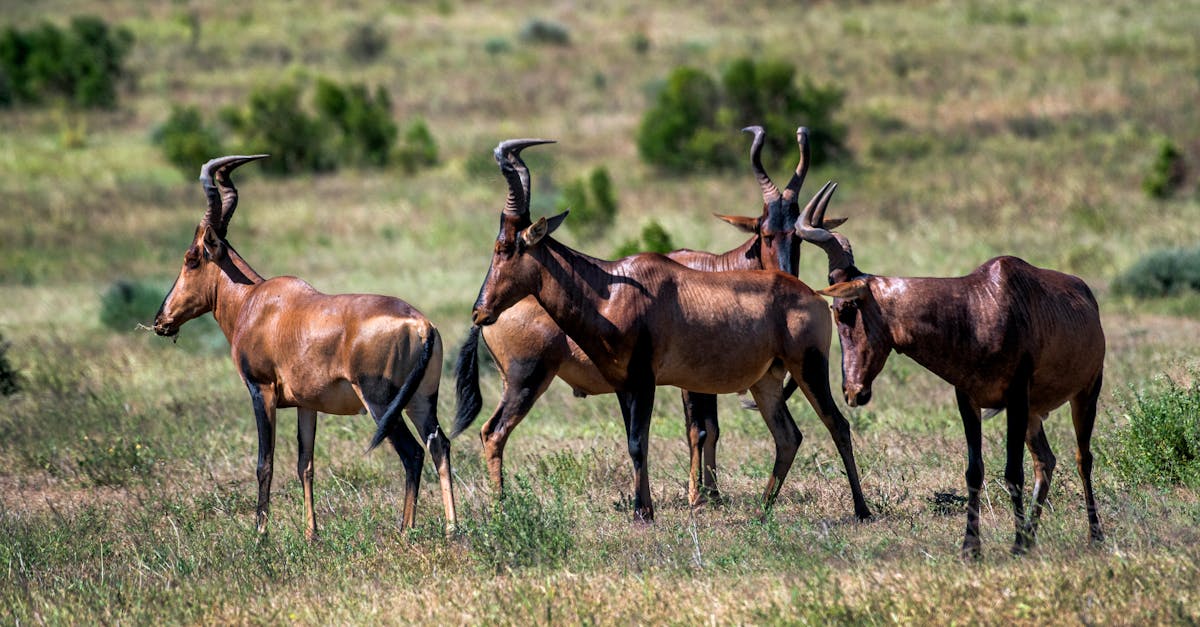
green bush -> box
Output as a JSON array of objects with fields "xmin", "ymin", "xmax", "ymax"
[
  {"xmin": 343, "ymin": 22, "xmax": 388, "ymax": 62},
  {"xmin": 613, "ymin": 220, "xmax": 676, "ymax": 257},
  {"xmin": 464, "ymin": 474, "xmax": 575, "ymax": 572},
  {"xmin": 722, "ymin": 57, "xmax": 848, "ymax": 168},
  {"xmin": 637, "ymin": 60, "xmax": 848, "ymax": 173},
  {"xmin": 153, "ymin": 105, "xmax": 225, "ymax": 174},
  {"xmin": 221, "ymin": 82, "xmax": 334, "ymax": 175},
  {"xmin": 396, "ymin": 117, "xmax": 439, "ymax": 174},
  {"xmin": 558, "ymin": 166, "xmax": 619, "ymax": 239},
  {"xmin": 518, "ymin": 18, "xmax": 570, "ymax": 46},
  {"xmin": 637, "ymin": 66, "xmax": 733, "ymax": 172},
  {"xmin": 314, "ymin": 78, "xmax": 397, "ymax": 167},
  {"xmin": 100, "ymin": 279, "xmax": 168, "ymax": 332},
  {"xmin": 1108, "ymin": 376, "xmax": 1200, "ymax": 488},
  {"xmin": 162, "ymin": 78, "xmax": 425, "ymax": 176},
  {"xmin": 0, "ymin": 16, "xmax": 133, "ymax": 109},
  {"xmin": 483, "ymin": 37, "xmax": 511, "ymax": 55},
  {"xmin": 1143, "ymin": 137, "xmax": 1186, "ymax": 199},
  {"xmin": 1112, "ymin": 246, "xmax": 1200, "ymax": 298},
  {"xmin": 0, "ymin": 333, "xmax": 20, "ymax": 396}
]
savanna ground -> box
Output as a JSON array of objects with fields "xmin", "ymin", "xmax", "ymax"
[{"xmin": 2, "ymin": 0, "xmax": 1199, "ymax": 623}]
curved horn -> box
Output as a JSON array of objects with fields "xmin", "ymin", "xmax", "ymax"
[
  {"xmin": 779, "ymin": 126, "xmax": 810, "ymax": 203},
  {"xmin": 742, "ymin": 125, "xmax": 780, "ymax": 205},
  {"xmin": 797, "ymin": 181, "xmax": 860, "ymax": 283},
  {"xmin": 812, "ymin": 175, "xmax": 847, "ymax": 229},
  {"xmin": 493, "ymin": 139, "xmax": 555, "ymax": 215},
  {"xmin": 200, "ymin": 154, "xmax": 268, "ymax": 238},
  {"xmin": 797, "ymin": 181, "xmax": 837, "ymax": 242}
]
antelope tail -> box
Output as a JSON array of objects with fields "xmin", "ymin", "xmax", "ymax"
[
  {"xmin": 367, "ymin": 331, "xmax": 438, "ymax": 452},
  {"xmin": 450, "ymin": 325, "xmax": 484, "ymax": 438}
]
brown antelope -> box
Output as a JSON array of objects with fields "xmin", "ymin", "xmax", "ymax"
[
  {"xmin": 454, "ymin": 126, "xmax": 843, "ymax": 506},
  {"xmin": 798, "ymin": 196, "xmax": 1104, "ymax": 556},
  {"xmin": 469, "ymin": 138, "xmax": 871, "ymax": 522},
  {"xmin": 153, "ymin": 155, "xmax": 456, "ymax": 540}
]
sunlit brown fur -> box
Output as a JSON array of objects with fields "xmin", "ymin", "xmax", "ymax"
[
  {"xmin": 154, "ymin": 155, "xmax": 456, "ymax": 540},
  {"xmin": 467, "ymin": 127, "xmax": 820, "ymax": 506},
  {"xmin": 804, "ymin": 202, "xmax": 1104, "ymax": 557},
  {"xmin": 470, "ymin": 139, "xmax": 870, "ymax": 522}
]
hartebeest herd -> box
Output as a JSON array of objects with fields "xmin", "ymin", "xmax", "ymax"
[{"xmin": 153, "ymin": 126, "xmax": 1105, "ymax": 558}]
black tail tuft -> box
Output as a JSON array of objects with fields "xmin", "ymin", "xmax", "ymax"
[
  {"xmin": 450, "ymin": 325, "xmax": 484, "ymax": 438},
  {"xmin": 367, "ymin": 331, "xmax": 437, "ymax": 452}
]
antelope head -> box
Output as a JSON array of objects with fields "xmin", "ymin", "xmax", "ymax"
[
  {"xmin": 798, "ymin": 190, "xmax": 885, "ymax": 407},
  {"xmin": 471, "ymin": 139, "xmax": 566, "ymax": 327},
  {"xmin": 723, "ymin": 126, "xmax": 847, "ymax": 276},
  {"xmin": 153, "ymin": 154, "xmax": 267, "ymax": 337}
]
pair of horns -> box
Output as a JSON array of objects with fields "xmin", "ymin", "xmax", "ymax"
[
  {"xmin": 199, "ymin": 154, "xmax": 268, "ymax": 238},
  {"xmin": 494, "ymin": 139, "xmax": 555, "ymax": 217},
  {"xmin": 744, "ymin": 125, "xmax": 809, "ymax": 207}
]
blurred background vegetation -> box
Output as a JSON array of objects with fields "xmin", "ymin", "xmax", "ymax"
[{"xmin": 1, "ymin": 1, "xmax": 1198, "ymax": 623}]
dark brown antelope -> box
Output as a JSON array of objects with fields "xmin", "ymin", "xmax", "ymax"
[
  {"xmin": 469, "ymin": 138, "xmax": 871, "ymax": 522},
  {"xmin": 798, "ymin": 196, "xmax": 1104, "ymax": 556},
  {"xmin": 454, "ymin": 126, "xmax": 839, "ymax": 507},
  {"xmin": 153, "ymin": 155, "xmax": 456, "ymax": 539}
]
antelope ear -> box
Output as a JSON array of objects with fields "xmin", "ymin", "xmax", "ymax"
[
  {"xmin": 817, "ymin": 278, "xmax": 870, "ymax": 301},
  {"xmin": 201, "ymin": 225, "xmax": 226, "ymax": 260},
  {"xmin": 821, "ymin": 216, "xmax": 848, "ymax": 230},
  {"xmin": 521, "ymin": 211, "xmax": 568, "ymax": 247},
  {"xmin": 713, "ymin": 213, "xmax": 760, "ymax": 234}
]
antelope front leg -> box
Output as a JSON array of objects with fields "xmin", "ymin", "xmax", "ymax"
[
  {"xmin": 1005, "ymin": 370, "xmax": 1032, "ymax": 555},
  {"xmin": 680, "ymin": 390, "xmax": 717, "ymax": 507},
  {"xmin": 618, "ymin": 387, "xmax": 656, "ymax": 522},
  {"xmin": 956, "ymin": 389, "xmax": 984, "ymax": 559},
  {"xmin": 246, "ymin": 379, "xmax": 277, "ymax": 537},
  {"xmin": 296, "ymin": 407, "xmax": 318, "ymax": 541}
]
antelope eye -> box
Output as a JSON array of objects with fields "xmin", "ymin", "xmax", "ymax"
[
  {"xmin": 184, "ymin": 248, "xmax": 201, "ymax": 269},
  {"xmin": 494, "ymin": 240, "xmax": 517, "ymax": 258}
]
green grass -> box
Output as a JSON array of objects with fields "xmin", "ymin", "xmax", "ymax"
[{"xmin": 2, "ymin": 0, "xmax": 1199, "ymax": 623}]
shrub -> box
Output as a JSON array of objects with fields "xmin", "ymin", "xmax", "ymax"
[
  {"xmin": 153, "ymin": 105, "xmax": 225, "ymax": 174},
  {"xmin": 638, "ymin": 60, "xmax": 848, "ymax": 173},
  {"xmin": 343, "ymin": 22, "xmax": 388, "ymax": 62},
  {"xmin": 99, "ymin": 279, "xmax": 168, "ymax": 332},
  {"xmin": 637, "ymin": 66, "xmax": 732, "ymax": 172},
  {"xmin": 1112, "ymin": 246, "xmax": 1200, "ymax": 298},
  {"xmin": 1108, "ymin": 376, "xmax": 1200, "ymax": 488},
  {"xmin": 613, "ymin": 220, "xmax": 676, "ymax": 257},
  {"xmin": 220, "ymin": 82, "xmax": 334, "ymax": 175},
  {"xmin": 518, "ymin": 18, "xmax": 570, "ymax": 46},
  {"xmin": 0, "ymin": 333, "xmax": 20, "ymax": 396},
  {"xmin": 722, "ymin": 57, "xmax": 848, "ymax": 168},
  {"xmin": 558, "ymin": 166, "xmax": 618, "ymax": 239},
  {"xmin": 464, "ymin": 474, "xmax": 575, "ymax": 571},
  {"xmin": 1143, "ymin": 137, "xmax": 1186, "ymax": 199},
  {"xmin": 396, "ymin": 117, "xmax": 439, "ymax": 174},
  {"xmin": 0, "ymin": 16, "xmax": 133, "ymax": 109},
  {"xmin": 483, "ymin": 37, "xmax": 511, "ymax": 55},
  {"xmin": 314, "ymin": 78, "xmax": 397, "ymax": 167}
]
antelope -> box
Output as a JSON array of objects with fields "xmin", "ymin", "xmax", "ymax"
[
  {"xmin": 468, "ymin": 138, "xmax": 871, "ymax": 522},
  {"xmin": 153, "ymin": 155, "xmax": 456, "ymax": 540},
  {"xmin": 798, "ymin": 195, "xmax": 1104, "ymax": 556},
  {"xmin": 455, "ymin": 126, "xmax": 844, "ymax": 507}
]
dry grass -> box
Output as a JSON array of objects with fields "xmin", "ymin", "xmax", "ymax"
[{"xmin": 2, "ymin": 0, "xmax": 1199, "ymax": 623}]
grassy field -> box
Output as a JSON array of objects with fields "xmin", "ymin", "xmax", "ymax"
[{"xmin": 2, "ymin": 0, "xmax": 1199, "ymax": 623}]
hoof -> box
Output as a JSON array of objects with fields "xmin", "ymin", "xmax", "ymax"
[
  {"xmin": 961, "ymin": 538, "xmax": 982, "ymax": 561},
  {"xmin": 634, "ymin": 507, "xmax": 655, "ymax": 524}
]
